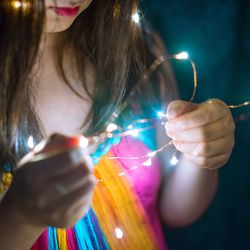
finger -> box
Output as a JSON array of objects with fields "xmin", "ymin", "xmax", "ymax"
[
  {"xmin": 173, "ymin": 135, "xmax": 235, "ymax": 157},
  {"xmin": 50, "ymin": 163, "xmax": 94, "ymax": 193},
  {"xmin": 55, "ymin": 193, "xmax": 93, "ymax": 228},
  {"xmin": 39, "ymin": 174, "xmax": 95, "ymax": 214},
  {"xmin": 42, "ymin": 133, "xmax": 82, "ymax": 152},
  {"xmin": 184, "ymin": 153, "xmax": 229, "ymax": 170},
  {"xmin": 32, "ymin": 149, "xmax": 92, "ymax": 178},
  {"xmin": 44, "ymin": 176, "xmax": 95, "ymax": 227},
  {"xmin": 167, "ymin": 100, "xmax": 197, "ymax": 120},
  {"xmin": 57, "ymin": 174, "xmax": 95, "ymax": 206},
  {"xmin": 68, "ymin": 192, "xmax": 93, "ymax": 216},
  {"xmin": 166, "ymin": 101, "xmax": 231, "ymax": 131},
  {"xmin": 18, "ymin": 134, "xmax": 86, "ymax": 168},
  {"xmin": 66, "ymin": 192, "xmax": 93, "ymax": 222},
  {"xmin": 166, "ymin": 117, "xmax": 235, "ymax": 143}
]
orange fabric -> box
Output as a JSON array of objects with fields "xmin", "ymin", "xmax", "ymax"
[{"xmin": 93, "ymin": 151, "xmax": 159, "ymax": 250}]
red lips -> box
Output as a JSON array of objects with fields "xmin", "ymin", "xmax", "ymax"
[{"xmin": 51, "ymin": 6, "xmax": 80, "ymax": 17}]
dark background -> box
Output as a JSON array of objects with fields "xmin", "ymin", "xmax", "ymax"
[{"xmin": 142, "ymin": 1, "xmax": 250, "ymax": 250}]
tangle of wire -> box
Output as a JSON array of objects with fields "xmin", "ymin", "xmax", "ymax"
[
  {"xmin": 26, "ymin": 52, "xmax": 250, "ymax": 182},
  {"xmin": 94, "ymin": 52, "xmax": 250, "ymax": 181}
]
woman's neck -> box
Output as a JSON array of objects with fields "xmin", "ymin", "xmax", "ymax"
[{"xmin": 40, "ymin": 31, "xmax": 66, "ymax": 57}]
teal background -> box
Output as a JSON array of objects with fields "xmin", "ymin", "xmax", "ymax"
[{"xmin": 142, "ymin": 1, "xmax": 250, "ymax": 250}]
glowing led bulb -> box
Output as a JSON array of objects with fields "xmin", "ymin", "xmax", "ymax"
[
  {"xmin": 127, "ymin": 129, "xmax": 139, "ymax": 137},
  {"xmin": 147, "ymin": 151, "xmax": 156, "ymax": 158},
  {"xmin": 79, "ymin": 136, "xmax": 89, "ymax": 149},
  {"xmin": 126, "ymin": 125, "xmax": 139, "ymax": 137},
  {"xmin": 13, "ymin": 1, "xmax": 22, "ymax": 8},
  {"xmin": 157, "ymin": 111, "xmax": 166, "ymax": 119},
  {"xmin": 115, "ymin": 227, "xmax": 123, "ymax": 239},
  {"xmin": 12, "ymin": 1, "xmax": 29, "ymax": 10},
  {"xmin": 106, "ymin": 123, "xmax": 118, "ymax": 133},
  {"xmin": 142, "ymin": 158, "xmax": 152, "ymax": 167},
  {"xmin": 127, "ymin": 125, "xmax": 133, "ymax": 130},
  {"xmin": 170, "ymin": 155, "xmax": 179, "ymax": 165},
  {"xmin": 118, "ymin": 172, "xmax": 125, "ymax": 177},
  {"xmin": 132, "ymin": 12, "xmax": 140, "ymax": 23},
  {"xmin": 174, "ymin": 52, "xmax": 189, "ymax": 60},
  {"xmin": 27, "ymin": 136, "xmax": 34, "ymax": 149}
]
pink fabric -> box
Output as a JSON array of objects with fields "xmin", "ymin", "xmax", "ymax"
[
  {"xmin": 111, "ymin": 137, "xmax": 168, "ymax": 250},
  {"xmin": 30, "ymin": 136, "xmax": 167, "ymax": 250},
  {"xmin": 31, "ymin": 229, "xmax": 48, "ymax": 250},
  {"xmin": 66, "ymin": 228, "xmax": 78, "ymax": 250}
]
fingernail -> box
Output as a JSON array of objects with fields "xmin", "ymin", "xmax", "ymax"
[{"xmin": 70, "ymin": 149, "xmax": 84, "ymax": 164}]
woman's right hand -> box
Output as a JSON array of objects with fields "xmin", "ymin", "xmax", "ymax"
[{"xmin": 3, "ymin": 134, "xmax": 95, "ymax": 228}]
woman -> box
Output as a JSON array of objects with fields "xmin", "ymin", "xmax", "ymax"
[{"xmin": 0, "ymin": 0, "xmax": 235, "ymax": 249}]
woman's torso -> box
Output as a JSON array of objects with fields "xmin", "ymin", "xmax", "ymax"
[{"xmin": 31, "ymin": 49, "xmax": 167, "ymax": 250}]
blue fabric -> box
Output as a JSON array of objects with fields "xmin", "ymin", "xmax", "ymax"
[
  {"xmin": 48, "ymin": 227, "xmax": 59, "ymax": 250},
  {"xmin": 48, "ymin": 209, "xmax": 109, "ymax": 250},
  {"xmin": 91, "ymin": 137, "xmax": 121, "ymax": 164},
  {"xmin": 74, "ymin": 209, "xmax": 110, "ymax": 250}
]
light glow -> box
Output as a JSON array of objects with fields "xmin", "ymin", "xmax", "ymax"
[
  {"xmin": 127, "ymin": 129, "xmax": 139, "ymax": 137},
  {"xmin": 106, "ymin": 123, "xmax": 118, "ymax": 133},
  {"xmin": 115, "ymin": 227, "xmax": 123, "ymax": 239},
  {"xmin": 142, "ymin": 158, "xmax": 152, "ymax": 167},
  {"xmin": 174, "ymin": 52, "xmax": 189, "ymax": 60},
  {"xmin": 170, "ymin": 155, "xmax": 179, "ymax": 165},
  {"xmin": 11, "ymin": 1, "xmax": 30, "ymax": 11},
  {"xmin": 13, "ymin": 1, "xmax": 22, "ymax": 8},
  {"xmin": 147, "ymin": 151, "xmax": 157, "ymax": 158},
  {"xmin": 157, "ymin": 111, "xmax": 166, "ymax": 118},
  {"xmin": 27, "ymin": 136, "xmax": 34, "ymax": 149},
  {"xmin": 132, "ymin": 12, "xmax": 140, "ymax": 23},
  {"xmin": 79, "ymin": 136, "xmax": 89, "ymax": 149}
]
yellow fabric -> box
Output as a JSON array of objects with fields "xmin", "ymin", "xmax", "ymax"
[
  {"xmin": 93, "ymin": 151, "xmax": 159, "ymax": 250},
  {"xmin": 56, "ymin": 228, "xmax": 67, "ymax": 250},
  {"xmin": 0, "ymin": 172, "xmax": 13, "ymax": 193}
]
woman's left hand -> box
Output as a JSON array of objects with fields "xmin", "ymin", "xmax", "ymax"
[{"xmin": 165, "ymin": 99, "xmax": 235, "ymax": 170}]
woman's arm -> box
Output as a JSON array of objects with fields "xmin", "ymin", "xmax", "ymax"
[
  {"xmin": 0, "ymin": 134, "xmax": 95, "ymax": 249},
  {"xmin": 159, "ymin": 154, "xmax": 218, "ymax": 227},
  {"xmin": 158, "ymin": 99, "xmax": 235, "ymax": 227},
  {"xmin": 0, "ymin": 195, "xmax": 44, "ymax": 250}
]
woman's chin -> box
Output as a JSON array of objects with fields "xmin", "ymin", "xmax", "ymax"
[{"xmin": 45, "ymin": 20, "xmax": 75, "ymax": 33}]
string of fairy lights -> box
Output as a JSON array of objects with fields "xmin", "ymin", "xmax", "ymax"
[
  {"xmin": 2, "ymin": 1, "xmax": 249, "ymax": 240},
  {"xmin": 5, "ymin": 1, "xmax": 250, "ymax": 184},
  {"xmin": 23, "ymin": 51, "xmax": 250, "ymax": 184}
]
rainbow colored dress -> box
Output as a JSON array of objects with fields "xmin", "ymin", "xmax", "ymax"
[{"xmin": 30, "ymin": 134, "xmax": 168, "ymax": 250}]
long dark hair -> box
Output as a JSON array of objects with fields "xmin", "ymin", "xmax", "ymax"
[{"xmin": 0, "ymin": 0, "xmax": 177, "ymax": 167}]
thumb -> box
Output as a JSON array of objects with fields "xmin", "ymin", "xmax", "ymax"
[{"xmin": 167, "ymin": 100, "xmax": 197, "ymax": 120}]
